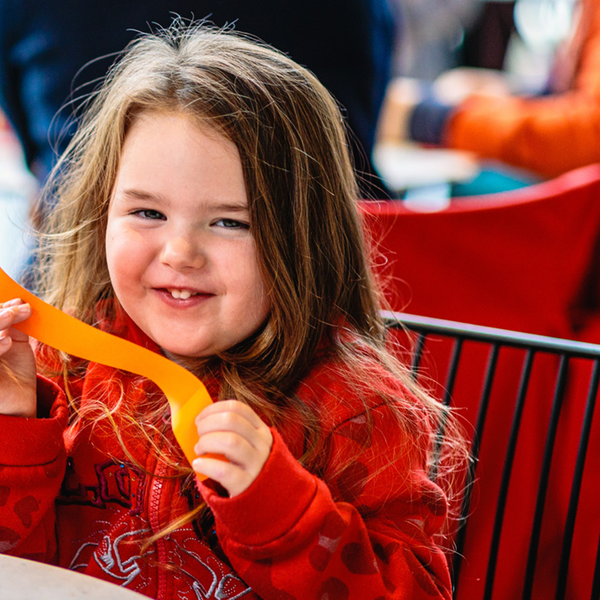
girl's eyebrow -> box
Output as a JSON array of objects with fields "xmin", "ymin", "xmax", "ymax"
[
  {"xmin": 119, "ymin": 188, "xmax": 248, "ymax": 212},
  {"xmin": 211, "ymin": 203, "xmax": 249, "ymax": 212},
  {"xmin": 119, "ymin": 188, "xmax": 165, "ymax": 203}
]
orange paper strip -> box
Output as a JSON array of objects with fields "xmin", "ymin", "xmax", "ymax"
[{"xmin": 0, "ymin": 267, "xmax": 212, "ymax": 467}]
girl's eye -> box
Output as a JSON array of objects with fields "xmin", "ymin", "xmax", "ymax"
[
  {"xmin": 213, "ymin": 218, "xmax": 250, "ymax": 230},
  {"xmin": 133, "ymin": 209, "xmax": 166, "ymax": 220}
]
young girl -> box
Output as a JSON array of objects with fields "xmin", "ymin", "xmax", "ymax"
[{"xmin": 0, "ymin": 22, "xmax": 464, "ymax": 600}]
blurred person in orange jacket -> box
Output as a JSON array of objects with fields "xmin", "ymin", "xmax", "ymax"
[{"xmin": 377, "ymin": 0, "xmax": 600, "ymax": 180}]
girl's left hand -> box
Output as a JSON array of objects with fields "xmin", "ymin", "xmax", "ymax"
[{"xmin": 192, "ymin": 400, "xmax": 273, "ymax": 498}]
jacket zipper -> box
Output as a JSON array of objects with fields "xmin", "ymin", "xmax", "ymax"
[{"xmin": 149, "ymin": 460, "xmax": 167, "ymax": 600}]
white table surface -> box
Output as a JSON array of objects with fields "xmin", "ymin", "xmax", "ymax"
[{"xmin": 0, "ymin": 554, "xmax": 146, "ymax": 600}]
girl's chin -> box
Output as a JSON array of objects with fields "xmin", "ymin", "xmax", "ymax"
[
  {"xmin": 162, "ymin": 348, "xmax": 212, "ymax": 366},
  {"xmin": 153, "ymin": 336, "xmax": 213, "ymax": 360}
]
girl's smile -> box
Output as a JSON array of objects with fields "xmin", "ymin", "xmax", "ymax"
[
  {"xmin": 105, "ymin": 111, "xmax": 271, "ymax": 358},
  {"xmin": 153, "ymin": 287, "xmax": 214, "ymax": 308}
]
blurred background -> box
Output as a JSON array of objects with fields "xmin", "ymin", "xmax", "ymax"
[
  {"xmin": 0, "ymin": 0, "xmax": 584, "ymax": 276},
  {"xmin": 377, "ymin": 0, "xmax": 582, "ymax": 206},
  {"xmin": 0, "ymin": 110, "xmax": 36, "ymax": 278}
]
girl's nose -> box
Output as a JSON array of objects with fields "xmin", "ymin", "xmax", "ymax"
[{"xmin": 160, "ymin": 235, "xmax": 205, "ymax": 270}]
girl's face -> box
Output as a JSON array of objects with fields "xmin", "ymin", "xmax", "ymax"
[{"xmin": 105, "ymin": 111, "xmax": 271, "ymax": 358}]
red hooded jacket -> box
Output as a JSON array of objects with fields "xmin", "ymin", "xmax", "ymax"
[{"xmin": 0, "ymin": 310, "xmax": 452, "ymax": 599}]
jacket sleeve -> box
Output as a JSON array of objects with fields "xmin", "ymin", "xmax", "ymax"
[
  {"xmin": 444, "ymin": 90, "xmax": 600, "ymax": 179},
  {"xmin": 443, "ymin": 0, "xmax": 600, "ymax": 178},
  {"xmin": 199, "ymin": 403, "xmax": 452, "ymax": 600},
  {"xmin": 0, "ymin": 376, "xmax": 68, "ymax": 562}
]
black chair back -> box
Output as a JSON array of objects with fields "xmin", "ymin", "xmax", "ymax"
[{"xmin": 386, "ymin": 312, "xmax": 600, "ymax": 600}]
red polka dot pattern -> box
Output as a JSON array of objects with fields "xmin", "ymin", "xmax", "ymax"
[
  {"xmin": 14, "ymin": 495, "xmax": 40, "ymax": 528},
  {"xmin": 341, "ymin": 542, "xmax": 378, "ymax": 575},
  {"xmin": 0, "ymin": 327, "xmax": 454, "ymax": 600},
  {"xmin": 309, "ymin": 511, "xmax": 346, "ymax": 571},
  {"xmin": 383, "ymin": 575, "xmax": 397, "ymax": 593},
  {"xmin": 0, "ymin": 485, "xmax": 10, "ymax": 506},
  {"xmin": 335, "ymin": 416, "xmax": 372, "ymax": 449},
  {"xmin": 309, "ymin": 545, "xmax": 333, "ymax": 572},
  {"xmin": 321, "ymin": 511, "xmax": 346, "ymax": 539},
  {"xmin": 373, "ymin": 541, "xmax": 400, "ymax": 564},
  {"xmin": 317, "ymin": 577, "xmax": 349, "ymax": 600},
  {"xmin": 0, "ymin": 525, "xmax": 21, "ymax": 552}
]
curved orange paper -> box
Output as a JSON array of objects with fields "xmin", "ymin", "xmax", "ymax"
[{"xmin": 0, "ymin": 267, "xmax": 211, "ymax": 468}]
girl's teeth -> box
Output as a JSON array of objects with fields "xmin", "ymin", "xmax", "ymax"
[{"xmin": 169, "ymin": 289, "xmax": 193, "ymax": 299}]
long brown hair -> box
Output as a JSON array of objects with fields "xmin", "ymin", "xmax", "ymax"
[{"xmin": 35, "ymin": 21, "xmax": 466, "ymax": 536}]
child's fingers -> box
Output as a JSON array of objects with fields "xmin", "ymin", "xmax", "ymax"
[
  {"xmin": 0, "ymin": 301, "xmax": 37, "ymax": 418},
  {"xmin": 195, "ymin": 409, "xmax": 269, "ymax": 450},
  {"xmin": 194, "ymin": 430, "xmax": 256, "ymax": 466},
  {"xmin": 192, "ymin": 400, "xmax": 273, "ymax": 497},
  {"xmin": 0, "ymin": 332, "xmax": 12, "ymax": 353},
  {"xmin": 192, "ymin": 455, "xmax": 252, "ymax": 498},
  {"xmin": 0, "ymin": 302, "xmax": 32, "ymax": 329},
  {"xmin": 0, "ymin": 304, "xmax": 31, "ymax": 356},
  {"xmin": 1, "ymin": 298, "xmax": 25, "ymax": 308},
  {"xmin": 195, "ymin": 399, "xmax": 265, "ymax": 430},
  {"xmin": 192, "ymin": 402, "xmax": 274, "ymax": 497},
  {"xmin": 0, "ymin": 325, "xmax": 30, "ymax": 345}
]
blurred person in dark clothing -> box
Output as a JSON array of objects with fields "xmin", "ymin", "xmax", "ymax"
[{"xmin": 0, "ymin": 0, "xmax": 395, "ymax": 198}]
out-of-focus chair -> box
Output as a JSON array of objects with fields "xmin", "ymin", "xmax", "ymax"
[
  {"xmin": 360, "ymin": 165, "xmax": 600, "ymax": 599},
  {"xmin": 360, "ymin": 163, "xmax": 600, "ymax": 342}
]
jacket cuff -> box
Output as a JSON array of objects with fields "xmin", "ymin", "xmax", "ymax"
[
  {"xmin": 0, "ymin": 376, "xmax": 67, "ymax": 466},
  {"xmin": 199, "ymin": 428, "xmax": 319, "ymax": 546},
  {"xmin": 409, "ymin": 97, "xmax": 454, "ymax": 146}
]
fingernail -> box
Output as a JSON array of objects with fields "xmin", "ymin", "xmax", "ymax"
[
  {"xmin": 0, "ymin": 335, "xmax": 10, "ymax": 346},
  {"xmin": 15, "ymin": 304, "xmax": 31, "ymax": 315},
  {"xmin": 2, "ymin": 298, "xmax": 23, "ymax": 308}
]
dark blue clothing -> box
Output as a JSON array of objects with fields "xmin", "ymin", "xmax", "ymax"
[
  {"xmin": 0, "ymin": 0, "xmax": 395, "ymax": 196},
  {"xmin": 408, "ymin": 96, "xmax": 454, "ymax": 147}
]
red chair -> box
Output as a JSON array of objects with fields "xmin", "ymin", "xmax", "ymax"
[
  {"xmin": 360, "ymin": 163, "xmax": 600, "ymax": 342},
  {"xmin": 360, "ymin": 165, "xmax": 600, "ymax": 599}
]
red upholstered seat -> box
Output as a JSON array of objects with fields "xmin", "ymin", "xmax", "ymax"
[{"xmin": 360, "ymin": 165, "xmax": 600, "ymax": 600}]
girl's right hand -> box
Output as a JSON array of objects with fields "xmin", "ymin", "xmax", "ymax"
[{"xmin": 0, "ymin": 299, "xmax": 37, "ymax": 418}]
